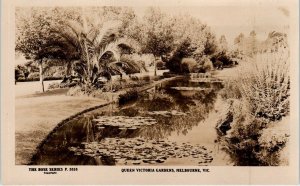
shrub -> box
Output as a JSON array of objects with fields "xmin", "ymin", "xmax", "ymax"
[
  {"xmin": 17, "ymin": 77, "xmax": 26, "ymax": 81},
  {"xmin": 48, "ymin": 82, "xmax": 60, "ymax": 89},
  {"xmin": 44, "ymin": 76, "xmax": 63, "ymax": 81},
  {"xmin": 214, "ymin": 60, "xmax": 223, "ymax": 69},
  {"xmin": 102, "ymin": 82, "xmax": 123, "ymax": 92},
  {"xmin": 194, "ymin": 56, "xmax": 214, "ymax": 73},
  {"xmin": 27, "ymin": 72, "xmax": 40, "ymax": 81},
  {"xmin": 44, "ymin": 66, "xmax": 67, "ymax": 78},
  {"xmin": 162, "ymin": 72, "xmax": 177, "ymax": 78},
  {"xmin": 101, "ymin": 78, "xmax": 151, "ymax": 93},
  {"xmin": 151, "ymin": 76, "xmax": 161, "ymax": 81},
  {"xmin": 15, "ymin": 68, "xmax": 23, "ymax": 81},
  {"xmin": 181, "ymin": 58, "xmax": 197, "ymax": 73},
  {"xmin": 141, "ymin": 75, "xmax": 151, "ymax": 82},
  {"xmin": 129, "ymin": 75, "xmax": 139, "ymax": 81},
  {"xmin": 211, "ymin": 51, "xmax": 234, "ymax": 68},
  {"xmin": 217, "ymin": 50, "xmax": 290, "ymax": 165},
  {"xmin": 166, "ymin": 38, "xmax": 196, "ymax": 73},
  {"xmin": 202, "ymin": 58, "xmax": 214, "ymax": 72},
  {"xmin": 237, "ymin": 54, "xmax": 290, "ymax": 121},
  {"xmin": 118, "ymin": 89, "xmax": 139, "ymax": 105},
  {"xmin": 257, "ymin": 119, "xmax": 289, "ymax": 165},
  {"xmin": 59, "ymin": 76, "xmax": 79, "ymax": 88},
  {"xmin": 67, "ymin": 86, "xmax": 84, "ymax": 96},
  {"xmin": 156, "ymin": 60, "xmax": 166, "ymax": 70}
]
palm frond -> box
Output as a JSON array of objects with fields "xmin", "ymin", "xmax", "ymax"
[
  {"xmin": 115, "ymin": 37, "xmax": 141, "ymax": 52},
  {"xmin": 93, "ymin": 20, "xmax": 122, "ymax": 49},
  {"xmin": 97, "ymin": 41, "xmax": 121, "ymax": 64}
]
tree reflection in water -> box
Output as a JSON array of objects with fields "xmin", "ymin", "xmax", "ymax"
[{"xmin": 30, "ymin": 78, "xmax": 223, "ymax": 165}]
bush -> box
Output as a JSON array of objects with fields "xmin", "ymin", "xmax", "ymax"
[
  {"xmin": 48, "ymin": 82, "xmax": 60, "ymax": 89},
  {"xmin": 181, "ymin": 58, "xmax": 197, "ymax": 73},
  {"xmin": 202, "ymin": 58, "xmax": 214, "ymax": 72},
  {"xmin": 214, "ymin": 60, "xmax": 223, "ymax": 69},
  {"xmin": 237, "ymin": 55, "xmax": 290, "ymax": 121},
  {"xmin": 44, "ymin": 76, "xmax": 63, "ymax": 81},
  {"xmin": 151, "ymin": 76, "xmax": 161, "ymax": 81},
  {"xmin": 129, "ymin": 75, "xmax": 139, "ymax": 81},
  {"xmin": 67, "ymin": 86, "xmax": 84, "ymax": 96},
  {"xmin": 166, "ymin": 38, "xmax": 196, "ymax": 73},
  {"xmin": 217, "ymin": 51, "xmax": 290, "ymax": 165},
  {"xmin": 156, "ymin": 60, "xmax": 166, "ymax": 70},
  {"xmin": 162, "ymin": 72, "xmax": 177, "ymax": 78},
  {"xmin": 141, "ymin": 75, "xmax": 151, "ymax": 82},
  {"xmin": 118, "ymin": 89, "xmax": 139, "ymax": 105},
  {"xmin": 101, "ymin": 78, "xmax": 150, "ymax": 92},
  {"xmin": 193, "ymin": 56, "xmax": 214, "ymax": 73},
  {"xmin": 211, "ymin": 51, "xmax": 234, "ymax": 68},
  {"xmin": 257, "ymin": 119, "xmax": 289, "ymax": 165},
  {"xmin": 27, "ymin": 72, "xmax": 40, "ymax": 81},
  {"xmin": 44, "ymin": 66, "xmax": 67, "ymax": 78},
  {"xmin": 15, "ymin": 68, "xmax": 23, "ymax": 81}
]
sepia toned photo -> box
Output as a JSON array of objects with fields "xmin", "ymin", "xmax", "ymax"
[{"xmin": 2, "ymin": 0, "xmax": 299, "ymax": 185}]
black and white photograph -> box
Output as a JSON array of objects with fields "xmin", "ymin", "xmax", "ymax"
[{"xmin": 1, "ymin": 0, "xmax": 299, "ymax": 185}]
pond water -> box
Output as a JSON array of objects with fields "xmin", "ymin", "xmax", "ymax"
[{"xmin": 30, "ymin": 77, "xmax": 231, "ymax": 166}]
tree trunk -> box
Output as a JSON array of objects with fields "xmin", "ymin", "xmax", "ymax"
[
  {"xmin": 66, "ymin": 61, "xmax": 72, "ymax": 76},
  {"xmin": 154, "ymin": 56, "xmax": 159, "ymax": 76},
  {"xmin": 154, "ymin": 60, "xmax": 157, "ymax": 76},
  {"xmin": 39, "ymin": 60, "xmax": 44, "ymax": 93}
]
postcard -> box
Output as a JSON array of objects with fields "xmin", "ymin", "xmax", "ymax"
[{"xmin": 1, "ymin": 0, "xmax": 299, "ymax": 184}]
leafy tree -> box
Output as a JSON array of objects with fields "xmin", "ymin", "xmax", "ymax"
[
  {"xmin": 203, "ymin": 32, "xmax": 218, "ymax": 55},
  {"xmin": 219, "ymin": 35, "xmax": 228, "ymax": 52},
  {"xmin": 234, "ymin": 33, "xmax": 245, "ymax": 45},
  {"xmin": 233, "ymin": 33, "xmax": 245, "ymax": 57},
  {"xmin": 15, "ymin": 8, "xmax": 58, "ymax": 92},
  {"xmin": 140, "ymin": 7, "xmax": 175, "ymax": 75},
  {"xmin": 249, "ymin": 30, "xmax": 258, "ymax": 56},
  {"xmin": 160, "ymin": 13, "xmax": 217, "ymax": 73},
  {"xmin": 166, "ymin": 38, "xmax": 197, "ymax": 73}
]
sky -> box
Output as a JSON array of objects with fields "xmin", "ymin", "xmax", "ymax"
[{"xmin": 133, "ymin": 6, "xmax": 290, "ymax": 46}]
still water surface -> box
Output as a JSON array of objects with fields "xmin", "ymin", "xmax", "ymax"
[{"xmin": 31, "ymin": 77, "xmax": 231, "ymax": 165}]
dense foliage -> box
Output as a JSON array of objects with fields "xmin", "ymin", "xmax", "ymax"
[{"xmin": 217, "ymin": 50, "xmax": 290, "ymax": 165}]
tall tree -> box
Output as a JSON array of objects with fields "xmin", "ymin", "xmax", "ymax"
[
  {"xmin": 234, "ymin": 33, "xmax": 245, "ymax": 46},
  {"xmin": 16, "ymin": 8, "xmax": 56, "ymax": 92},
  {"xmin": 249, "ymin": 30, "xmax": 258, "ymax": 56},
  {"xmin": 141, "ymin": 7, "xmax": 175, "ymax": 76},
  {"xmin": 219, "ymin": 35, "xmax": 228, "ymax": 52}
]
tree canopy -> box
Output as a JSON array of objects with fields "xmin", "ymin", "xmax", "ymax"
[{"xmin": 15, "ymin": 7, "xmax": 221, "ymax": 85}]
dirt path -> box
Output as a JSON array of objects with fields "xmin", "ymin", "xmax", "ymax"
[{"xmin": 15, "ymin": 88, "xmax": 107, "ymax": 165}]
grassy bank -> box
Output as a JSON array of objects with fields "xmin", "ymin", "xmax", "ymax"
[{"xmin": 15, "ymin": 87, "xmax": 107, "ymax": 165}]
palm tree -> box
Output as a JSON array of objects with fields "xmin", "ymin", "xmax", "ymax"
[{"xmin": 52, "ymin": 11, "xmax": 143, "ymax": 91}]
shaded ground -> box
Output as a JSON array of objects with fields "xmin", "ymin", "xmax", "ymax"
[{"xmin": 15, "ymin": 82, "xmax": 107, "ymax": 165}]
